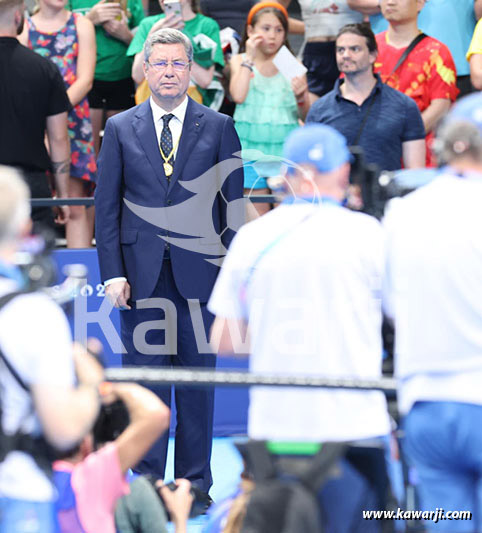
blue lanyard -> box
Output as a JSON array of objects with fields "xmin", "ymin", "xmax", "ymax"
[
  {"xmin": 239, "ymin": 197, "xmax": 342, "ymax": 319},
  {"xmin": 0, "ymin": 260, "xmax": 24, "ymax": 287}
]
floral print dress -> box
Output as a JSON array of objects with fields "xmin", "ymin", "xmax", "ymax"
[{"xmin": 28, "ymin": 12, "xmax": 97, "ymax": 186}]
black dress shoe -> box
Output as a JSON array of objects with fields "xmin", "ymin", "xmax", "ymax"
[{"xmin": 189, "ymin": 487, "xmax": 214, "ymax": 516}]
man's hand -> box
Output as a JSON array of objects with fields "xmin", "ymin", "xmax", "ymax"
[
  {"xmin": 54, "ymin": 205, "xmax": 70, "ymax": 225},
  {"xmin": 157, "ymin": 479, "xmax": 193, "ymax": 531},
  {"xmin": 105, "ymin": 280, "xmax": 131, "ymax": 309},
  {"xmin": 87, "ymin": 0, "xmax": 122, "ymax": 25},
  {"xmin": 103, "ymin": 14, "xmax": 133, "ymax": 44}
]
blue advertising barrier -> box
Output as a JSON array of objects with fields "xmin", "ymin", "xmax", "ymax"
[{"xmin": 53, "ymin": 249, "xmax": 249, "ymax": 436}]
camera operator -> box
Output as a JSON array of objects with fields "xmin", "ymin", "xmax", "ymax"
[
  {"xmin": 209, "ymin": 125, "xmax": 392, "ymax": 532},
  {"xmin": 0, "ymin": 166, "xmax": 103, "ymax": 533},
  {"xmin": 383, "ymin": 93, "xmax": 482, "ymax": 532},
  {"xmin": 53, "ymin": 381, "xmax": 193, "ymax": 533}
]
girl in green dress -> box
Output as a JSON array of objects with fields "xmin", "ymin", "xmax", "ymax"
[{"xmin": 230, "ymin": 1, "xmax": 309, "ymax": 216}]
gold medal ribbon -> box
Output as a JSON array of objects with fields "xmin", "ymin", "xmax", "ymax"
[{"xmin": 160, "ymin": 129, "xmax": 181, "ymax": 177}]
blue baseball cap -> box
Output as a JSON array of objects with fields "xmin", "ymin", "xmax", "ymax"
[
  {"xmin": 444, "ymin": 93, "xmax": 482, "ymax": 133},
  {"xmin": 283, "ymin": 124, "xmax": 352, "ymax": 174}
]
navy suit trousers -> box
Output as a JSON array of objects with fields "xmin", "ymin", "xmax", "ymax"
[{"xmin": 120, "ymin": 258, "xmax": 216, "ymax": 491}]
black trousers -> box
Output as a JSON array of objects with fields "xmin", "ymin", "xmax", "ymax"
[{"xmin": 22, "ymin": 170, "xmax": 55, "ymax": 233}]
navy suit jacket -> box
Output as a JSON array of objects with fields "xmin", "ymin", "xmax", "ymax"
[{"xmin": 95, "ymin": 97, "xmax": 244, "ymax": 302}]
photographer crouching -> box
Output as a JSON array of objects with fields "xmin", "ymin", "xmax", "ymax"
[
  {"xmin": 0, "ymin": 166, "xmax": 103, "ymax": 532},
  {"xmin": 53, "ymin": 381, "xmax": 195, "ymax": 533}
]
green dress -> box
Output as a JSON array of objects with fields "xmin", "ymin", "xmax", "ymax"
[{"xmin": 233, "ymin": 66, "xmax": 298, "ymax": 190}]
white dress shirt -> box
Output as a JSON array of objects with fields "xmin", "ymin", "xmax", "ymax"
[
  {"xmin": 104, "ymin": 96, "xmax": 189, "ymax": 288},
  {"xmin": 149, "ymin": 95, "xmax": 188, "ymax": 159}
]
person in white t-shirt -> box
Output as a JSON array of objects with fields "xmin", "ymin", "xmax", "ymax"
[
  {"xmin": 279, "ymin": 0, "xmax": 363, "ymax": 103},
  {"xmin": 208, "ymin": 124, "xmax": 392, "ymax": 531},
  {"xmin": 383, "ymin": 92, "xmax": 482, "ymax": 532},
  {"xmin": 0, "ymin": 166, "xmax": 103, "ymax": 533}
]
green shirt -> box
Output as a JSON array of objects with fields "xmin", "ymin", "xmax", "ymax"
[
  {"xmin": 127, "ymin": 13, "xmax": 224, "ymax": 69},
  {"xmin": 69, "ymin": 0, "xmax": 145, "ymax": 81},
  {"xmin": 115, "ymin": 477, "xmax": 169, "ymax": 533}
]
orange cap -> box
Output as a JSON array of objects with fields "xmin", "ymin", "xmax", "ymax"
[{"xmin": 247, "ymin": 1, "xmax": 289, "ymax": 26}]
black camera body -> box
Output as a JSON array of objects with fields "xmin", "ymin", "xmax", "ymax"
[
  {"xmin": 349, "ymin": 146, "xmax": 438, "ymax": 219},
  {"xmin": 14, "ymin": 230, "xmax": 58, "ymax": 291},
  {"xmin": 145, "ymin": 475, "xmax": 211, "ymax": 520}
]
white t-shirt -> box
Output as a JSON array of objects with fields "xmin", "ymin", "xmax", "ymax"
[
  {"xmin": 298, "ymin": 0, "xmax": 363, "ymax": 39},
  {"xmin": 383, "ymin": 172, "xmax": 482, "ymax": 414},
  {"xmin": 0, "ymin": 278, "xmax": 74, "ymax": 501},
  {"xmin": 209, "ymin": 201, "xmax": 390, "ymax": 442}
]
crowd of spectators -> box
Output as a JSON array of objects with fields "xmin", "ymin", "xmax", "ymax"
[{"xmin": 1, "ymin": 0, "xmax": 481, "ymax": 234}]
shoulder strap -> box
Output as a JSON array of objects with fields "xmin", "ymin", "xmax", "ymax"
[
  {"xmin": 390, "ymin": 33, "xmax": 427, "ymax": 75},
  {"xmin": 0, "ymin": 291, "xmax": 29, "ymax": 391},
  {"xmin": 352, "ymin": 91, "xmax": 378, "ymax": 147},
  {"xmin": 0, "ymin": 289, "xmax": 57, "ymax": 476}
]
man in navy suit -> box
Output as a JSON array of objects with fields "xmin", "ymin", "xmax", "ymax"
[{"xmin": 95, "ymin": 28, "xmax": 244, "ymax": 494}]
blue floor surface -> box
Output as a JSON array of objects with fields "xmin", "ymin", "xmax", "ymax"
[{"xmin": 165, "ymin": 437, "xmax": 245, "ymax": 532}]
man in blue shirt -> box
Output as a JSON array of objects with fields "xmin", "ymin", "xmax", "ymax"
[{"xmin": 306, "ymin": 23, "xmax": 425, "ymax": 172}]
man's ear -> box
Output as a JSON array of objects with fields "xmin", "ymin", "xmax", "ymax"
[
  {"xmin": 14, "ymin": 8, "xmax": 23, "ymax": 31},
  {"xmin": 369, "ymin": 50, "xmax": 378, "ymax": 67},
  {"xmin": 19, "ymin": 217, "xmax": 32, "ymax": 240},
  {"xmin": 143, "ymin": 61, "xmax": 149, "ymax": 78},
  {"xmin": 338, "ymin": 162, "xmax": 351, "ymax": 189},
  {"xmin": 416, "ymin": 0, "xmax": 425, "ymax": 13}
]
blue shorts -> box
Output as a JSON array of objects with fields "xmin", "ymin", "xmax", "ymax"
[
  {"xmin": 243, "ymin": 160, "xmax": 286, "ymax": 191},
  {"xmin": 0, "ymin": 498, "xmax": 57, "ymax": 533},
  {"xmin": 243, "ymin": 165, "xmax": 268, "ymax": 190}
]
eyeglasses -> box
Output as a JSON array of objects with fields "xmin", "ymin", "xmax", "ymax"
[{"xmin": 147, "ymin": 60, "xmax": 191, "ymax": 72}]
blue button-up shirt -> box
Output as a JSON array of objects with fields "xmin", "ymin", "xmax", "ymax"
[{"xmin": 306, "ymin": 74, "xmax": 425, "ymax": 172}]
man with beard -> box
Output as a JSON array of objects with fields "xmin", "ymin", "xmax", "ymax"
[
  {"xmin": 306, "ymin": 22, "xmax": 425, "ymax": 172},
  {"xmin": 0, "ymin": 0, "xmax": 70, "ymax": 231}
]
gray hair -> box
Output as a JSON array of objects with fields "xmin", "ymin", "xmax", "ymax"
[
  {"xmin": 433, "ymin": 120, "xmax": 482, "ymax": 165},
  {"xmin": 143, "ymin": 28, "xmax": 193, "ymax": 63},
  {"xmin": 0, "ymin": 166, "xmax": 30, "ymax": 246}
]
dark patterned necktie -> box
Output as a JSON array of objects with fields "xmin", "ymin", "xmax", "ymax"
[{"xmin": 160, "ymin": 114, "xmax": 175, "ymax": 175}]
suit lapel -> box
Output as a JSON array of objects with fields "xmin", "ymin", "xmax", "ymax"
[
  {"xmin": 132, "ymin": 101, "xmax": 168, "ymax": 192},
  {"xmin": 168, "ymin": 97, "xmax": 205, "ymax": 193}
]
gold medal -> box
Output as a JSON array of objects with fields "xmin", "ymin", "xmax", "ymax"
[
  {"xmin": 160, "ymin": 133, "xmax": 181, "ymax": 179},
  {"xmin": 163, "ymin": 162, "xmax": 173, "ymax": 177}
]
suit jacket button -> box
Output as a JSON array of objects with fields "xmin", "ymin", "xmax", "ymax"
[{"xmin": 167, "ymin": 199, "xmax": 172, "ymax": 206}]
